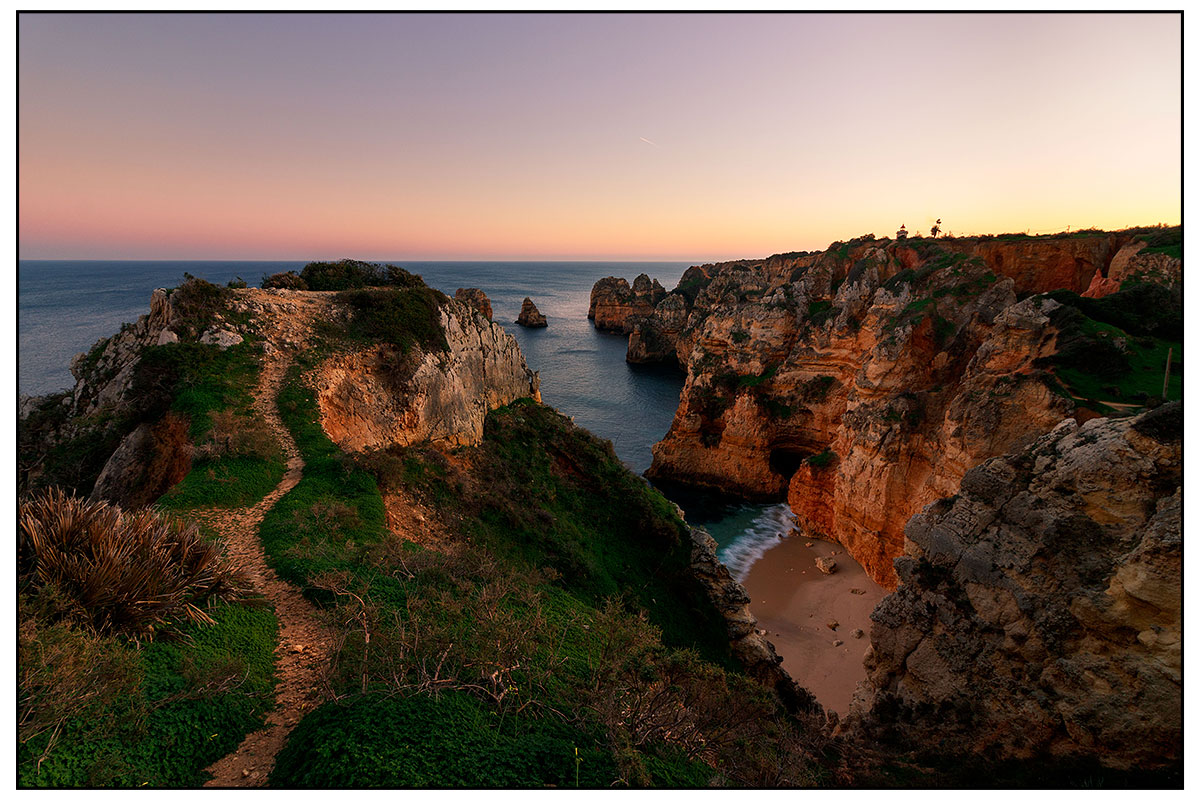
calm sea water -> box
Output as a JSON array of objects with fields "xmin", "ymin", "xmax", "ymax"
[{"xmin": 18, "ymin": 259, "xmax": 789, "ymax": 566}]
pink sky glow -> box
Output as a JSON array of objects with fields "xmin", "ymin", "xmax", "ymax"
[{"xmin": 19, "ymin": 12, "xmax": 1181, "ymax": 261}]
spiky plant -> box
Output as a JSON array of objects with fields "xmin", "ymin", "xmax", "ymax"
[{"xmin": 19, "ymin": 488, "xmax": 247, "ymax": 640}]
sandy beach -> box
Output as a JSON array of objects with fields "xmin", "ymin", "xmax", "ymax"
[{"xmin": 742, "ymin": 534, "xmax": 888, "ymax": 716}]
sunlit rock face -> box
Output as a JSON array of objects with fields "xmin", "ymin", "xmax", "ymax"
[
  {"xmin": 587, "ymin": 273, "xmax": 665, "ymax": 334},
  {"xmin": 846, "ymin": 404, "xmax": 1181, "ymax": 772},
  {"xmin": 317, "ymin": 299, "xmax": 540, "ymax": 451},
  {"xmin": 454, "ymin": 287, "xmax": 493, "ymax": 321},
  {"xmin": 632, "ymin": 235, "xmax": 1144, "ymax": 587}
]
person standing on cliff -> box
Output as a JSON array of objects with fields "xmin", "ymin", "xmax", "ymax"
[{"xmin": 931, "ymin": 219, "xmax": 942, "ymax": 238}]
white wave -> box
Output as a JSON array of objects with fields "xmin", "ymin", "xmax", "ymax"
[{"xmin": 716, "ymin": 503, "xmax": 798, "ymax": 583}]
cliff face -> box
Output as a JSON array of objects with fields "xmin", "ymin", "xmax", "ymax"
[
  {"xmin": 29, "ymin": 281, "xmax": 540, "ymax": 508},
  {"xmin": 316, "ymin": 297, "xmax": 541, "ymax": 451},
  {"xmin": 635, "ymin": 236, "xmax": 1092, "ymax": 587},
  {"xmin": 847, "ymin": 404, "xmax": 1181, "ymax": 772},
  {"xmin": 588, "ymin": 273, "xmax": 665, "ymax": 334},
  {"xmin": 453, "ymin": 287, "xmax": 493, "ymax": 320},
  {"xmin": 1082, "ymin": 240, "xmax": 1182, "ymax": 298}
]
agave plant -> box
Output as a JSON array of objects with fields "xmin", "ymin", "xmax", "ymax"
[{"xmin": 19, "ymin": 488, "xmax": 247, "ymax": 640}]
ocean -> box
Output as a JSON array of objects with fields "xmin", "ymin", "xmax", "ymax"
[{"xmin": 18, "ymin": 259, "xmax": 793, "ymax": 569}]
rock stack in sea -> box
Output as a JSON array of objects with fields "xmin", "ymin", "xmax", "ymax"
[{"xmin": 516, "ymin": 297, "xmax": 547, "ymax": 327}]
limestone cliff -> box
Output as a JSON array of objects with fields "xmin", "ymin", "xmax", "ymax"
[
  {"xmin": 316, "ymin": 296, "xmax": 541, "ymax": 451},
  {"xmin": 588, "ymin": 273, "xmax": 666, "ymax": 334},
  {"xmin": 846, "ymin": 403, "xmax": 1181, "ymax": 772},
  {"xmin": 23, "ymin": 279, "xmax": 540, "ymax": 508},
  {"xmin": 454, "ymin": 287, "xmax": 493, "ymax": 320},
  {"xmin": 632, "ymin": 229, "xmax": 1179, "ymax": 588}
]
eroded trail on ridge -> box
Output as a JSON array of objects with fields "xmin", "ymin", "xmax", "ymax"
[{"xmin": 198, "ymin": 298, "xmax": 335, "ymax": 787}]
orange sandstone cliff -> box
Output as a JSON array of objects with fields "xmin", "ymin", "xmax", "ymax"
[{"xmin": 594, "ymin": 229, "xmax": 1180, "ymax": 589}]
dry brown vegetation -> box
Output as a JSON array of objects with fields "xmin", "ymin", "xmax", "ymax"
[{"xmin": 19, "ymin": 488, "xmax": 248, "ymax": 639}]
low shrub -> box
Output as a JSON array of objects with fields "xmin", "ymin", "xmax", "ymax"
[
  {"xmin": 798, "ymin": 375, "xmax": 837, "ymax": 402},
  {"xmin": 200, "ymin": 408, "xmax": 281, "ymax": 462},
  {"xmin": 300, "ymin": 259, "xmax": 427, "ymax": 292},
  {"xmin": 19, "ymin": 602, "xmax": 278, "ymax": 787},
  {"xmin": 20, "ymin": 489, "xmax": 247, "ymax": 639},
  {"xmin": 1045, "ymin": 283, "xmax": 1182, "ymax": 340},
  {"xmin": 1135, "ymin": 226, "xmax": 1182, "ymax": 259},
  {"xmin": 338, "ymin": 287, "xmax": 449, "ymax": 355},
  {"xmin": 272, "ymin": 693, "xmax": 616, "ymax": 788},
  {"xmin": 806, "ymin": 301, "xmax": 837, "ymax": 326},
  {"xmin": 261, "ymin": 271, "xmax": 308, "ymax": 290},
  {"xmin": 18, "ymin": 602, "xmax": 145, "ymax": 767},
  {"xmin": 806, "ymin": 449, "xmax": 835, "ymax": 469},
  {"xmin": 168, "ymin": 275, "xmax": 232, "ymax": 339}
]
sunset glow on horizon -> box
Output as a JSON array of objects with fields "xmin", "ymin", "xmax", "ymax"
[{"xmin": 19, "ymin": 12, "xmax": 1181, "ymax": 262}]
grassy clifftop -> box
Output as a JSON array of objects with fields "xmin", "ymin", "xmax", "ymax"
[{"xmin": 262, "ymin": 348, "xmax": 818, "ymax": 787}]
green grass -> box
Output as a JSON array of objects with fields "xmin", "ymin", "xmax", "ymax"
[
  {"xmin": 1037, "ymin": 285, "xmax": 1183, "ymax": 409},
  {"xmin": 273, "ymin": 693, "xmax": 618, "ymax": 788},
  {"xmin": 258, "ymin": 354, "xmax": 388, "ymax": 588},
  {"xmin": 131, "ymin": 341, "xmax": 263, "ymax": 439},
  {"xmin": 157, "ymin": 455, "xmax": 287, "ymax": 510},
  {"xmin": 252, "ymin": 350, "xmax": 791, "ymax": 787},
  {"xmin": 1053, "ymin": 318, "xmax": 1181, "ymax": 405},
  {"xmin": 18, "ymin": 602, "xmax": 278, "ymax": 788}
]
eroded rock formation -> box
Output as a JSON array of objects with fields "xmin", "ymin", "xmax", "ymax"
[
  {"xmin": 91, "ymin": 413, "xmax": 193, "ymax": 507},
  {"xmin": 515, "ymin": 297, "xmax": 548, "ymax": 327},
  {"xmin": 317, "ymin": 298, "xmax": 541, "ymax": 451},
  {"xmin": 627, "ymin": 229, "xmax": 1179, "ymax": 588},
  {"xmin": 846, "ymin": 403, "xmax": 1181, "ymax": 772},
  {"xmin": 588, "ymin": 273, "xmax": 666, "ymax": 334},
  {"xmin": 454, "ymin": 287, "xmax": 493, "ymax": 320}
]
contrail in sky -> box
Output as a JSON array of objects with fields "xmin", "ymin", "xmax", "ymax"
[{"xmin": 639, "ymin": 137, "xmax": 659, "ymax": 147}]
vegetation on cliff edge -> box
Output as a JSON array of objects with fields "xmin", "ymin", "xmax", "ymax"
[{"xmin": 258, "ymin": 352, "xmax": 821, "ymax": 787}]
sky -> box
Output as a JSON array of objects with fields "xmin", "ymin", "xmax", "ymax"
[{"xmin": 18, "ymin": 12, "xmax": 1182, "ymax": 261}]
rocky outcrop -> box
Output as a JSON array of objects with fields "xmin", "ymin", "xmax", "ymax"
[
  {"xmin": 454, "ymin": 288, "xmax": 493, "ymax": 320},
  {"xmin": 317, "ymin": 298, "xmax": 541, "ymax": 451},
  {"xmin": 627, "ymin": 293, "xmax": 690, "ymax": 365},
  {"xmin": 36, "ymin": 280, "xmax": 540, "ymax": 509},
  {"xmin": 847, "ymin": 403, "xmax": 1181, "ymax": 772},
  {"xmin": 515, "ymin": 297, "xmax": 547, "ymax": 328},
  {"xmin": 588, "ymin": 274, "xmax": 666, "ymax": 334},
  {"xmin": 645, "ymin": 234, "xmax": 1089, "ymax": 587},
  {"xmin": 1082, "ymin": 240, "xmax": 1182, "ymax": 299},
  {"xmin": 90, "ymin": 412, "xmax": 194, "ymax": 507},
  {"xmin": 688, "ymin": 526, "xmax": 821, "ymax": 715},
  {"xmin": 69, "ymin": 287, "xmax": 176, "ymax": 415}
]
